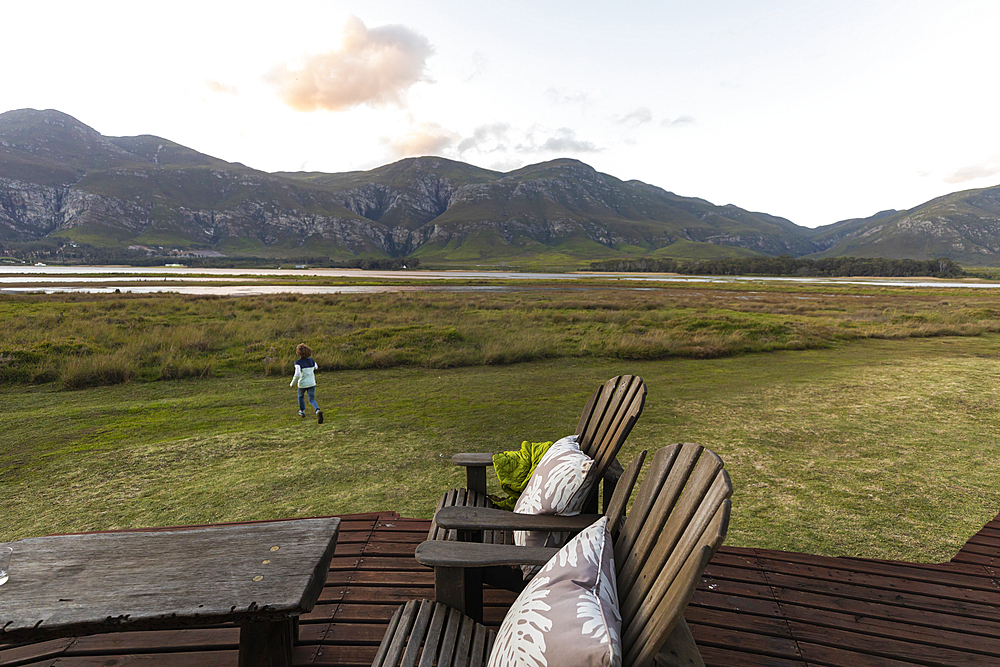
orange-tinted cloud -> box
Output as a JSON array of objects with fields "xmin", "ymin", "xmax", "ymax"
[
  {"xmin": 267, "ymin": 15, "xmax": 433, "ymax": 112},
  {"xmin": 945, "ymin": 156, "xmax": 1000, "ymax": 184},
  {"xmin": 384, "ymin": 122, "xmax": 458, "ymax": 158},
  {"xmin": 205, "ymin": 79, "xmax": 239, "ymax": 95}
]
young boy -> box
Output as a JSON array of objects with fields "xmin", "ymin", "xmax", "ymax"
[{"xmin": 290, "ymin": 343, "xmax": 323, "ymax": 423}]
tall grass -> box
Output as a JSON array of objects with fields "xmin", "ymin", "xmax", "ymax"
[{"xmin": 3, "ymin": 285, "xmax": 1000, "ymax": 389}]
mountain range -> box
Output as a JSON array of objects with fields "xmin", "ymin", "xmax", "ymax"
[{"xmin": 3, "ymin": 108, "xmax": 1000, "ymax": 265}]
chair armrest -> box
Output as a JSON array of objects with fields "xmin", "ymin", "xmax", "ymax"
[
  {"xmin": 451, "ymin": 453, "xmax": 494, "ymax": 495},
  {"xmin": 416, "ymin": 540, "xmax": 558, "ymax": 568},
  {"xmin": 434, "ymin": 505, "xmax": 600, "ymax": 532},
  {"xmin": 451, "ymin": 453, "xmax": 495, "ymax": 467}
]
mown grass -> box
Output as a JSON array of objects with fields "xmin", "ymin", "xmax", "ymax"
[
  {"xmin": 3, "ymin": 283, "xmax": 1000, "ymax": 389},
  {"xmin": 4, "ymin": 333, "xmax": 1000, "ymax": 565}
]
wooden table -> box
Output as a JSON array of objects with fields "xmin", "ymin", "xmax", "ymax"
[{"xmin": 0, "ymin": 517, "xmax": 340, "ymax": 667}]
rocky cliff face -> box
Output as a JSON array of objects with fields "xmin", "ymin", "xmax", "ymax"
[
  {"xmin": 808, "ymin": 188, "xmax": 1000, "ymax": 264},
  {"xmin": 9, "ymin": 108, "xmax": 1000, "ymax": 263},
  {"xmin": 0, "ymin": 178, "xmax": 66, "ymax": 237},
  {"xmin": 0, "ymin": 151, "xmax": 819, "ymax": 258},
  {"xmin": 0, "ymin": 109, "xmax": 824, "ymax": 259}
]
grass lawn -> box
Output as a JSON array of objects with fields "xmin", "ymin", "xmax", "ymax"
[{"xmin": 4, "ymin": 333, "xmax": 1000, "ymax": 563}]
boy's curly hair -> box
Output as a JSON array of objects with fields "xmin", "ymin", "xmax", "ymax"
[{"xmin": 296, "ymin": 343, "xmax": 313, "ymax": 358}]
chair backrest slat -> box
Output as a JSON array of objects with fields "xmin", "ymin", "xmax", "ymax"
[
  {"xmin": 614, "ymin": 444, "xmax": 700, "ymax": 573},
  {"xmin": 620, "ymin": 450, "xmax": 723, "ymax": 617},
  {"xmin": 576, "ymin": 376, "xmax": 645, "ymax": 456},
  {"xmin": 452, "ymin": 615, "xmax": 476, "ymax": 667},
  {"xmin": 621, "ymin": 471, "xmax": 731, "ymax": 646},
  {"xmin": 468, "ymin": 622, "xmax": 491, "ymax": 667},
  {"xmin": 418, "ymin": 602, "xmax": 450, "ymax": 667},
  {"xmin": 603, "ymin": 450, "xmax": 647, "ymax": 541},
  {"xmin": 572, "ymin": 375, "xmax": 647, "ymax": 512},
  {"xmin": 580, "ymin": 376, "xmax": 629, "ymax": 443},
  {"xmin": 613, "ymin": 443, "xmax": 733, "ymax": 667},
  {"xmin": 574, "ymin": 382, "xmax": 604, "ymax": 446},
  {"xmin": 576, "ymin": 379, "xmax": 616, "ymax": 452},
  {"xmin": 589, "ymin": 383, "xmax": 645, "ymax": 480},
  {"xmin": 588, "ymin": 376, "xmax": 640, "ymax": 450},
  {"xmin": 624, "ymin": 501, "xmax": 730, "ymax": 667}
]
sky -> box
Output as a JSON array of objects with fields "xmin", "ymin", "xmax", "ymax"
[{"xmin": 4, "ymin": 0, "xmax": 1000, "ymax": 228}]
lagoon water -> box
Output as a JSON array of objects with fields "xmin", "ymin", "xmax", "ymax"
[{"xmin": 1, "ymin": 264, "xmax": 998, "ymax": 295}]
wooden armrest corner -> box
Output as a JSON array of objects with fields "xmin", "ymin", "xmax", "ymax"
[
  {"xmin": 415, "ymin": 540, "xmax": 558, "ymax": 568},
  {"xmin": 451, "ymin": 453, "xmax": 495, "ymax": 467},
  {"xmin": 434, "ymin": 506, "xmax": 600, "ymax": 532}
]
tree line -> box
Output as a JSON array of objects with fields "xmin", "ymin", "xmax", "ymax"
[
  {"xmin": 589, "ymin": 256, "xmax": 964, "ymax": 278},
  {"xmin": 0, "ymin": 241, "xmax": 419, "ymax": 270}
]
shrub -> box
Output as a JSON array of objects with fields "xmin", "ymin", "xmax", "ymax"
[
  {"xmin": 60, "ymin": 353, "xmax": 137, "ymax": 389},
  {"xmin": 158, "ymin": 358, "xmax": 214, "ymax": 380}
]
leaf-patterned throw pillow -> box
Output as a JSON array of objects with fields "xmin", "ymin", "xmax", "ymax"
[
  {"xmin": 488, "ymin": 517, "xmax": 622, "ymax": 667},
  {"xmin": 513, "ymin": 435, "xmax": 594, "ymax": 553}
]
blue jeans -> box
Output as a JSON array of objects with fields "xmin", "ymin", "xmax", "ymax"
[{"xmin": 298, "ymin": 386, "xmax": 320, "ymax": 412}]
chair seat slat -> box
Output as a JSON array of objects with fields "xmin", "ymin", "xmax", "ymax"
[
  {"xmin": 417, "ymin": 602, "xmax": 450, "ymax": 667},
  {"xmin": 451, "ymin": 615, "xmax": 476, "ymax": 667},
  {"xmin": 469, "ymin": 623, "xmax": 489, "ymax": 667},
  {"xmin": 399, "ymin": 599, "xmax": 436, "ymax": 667}
]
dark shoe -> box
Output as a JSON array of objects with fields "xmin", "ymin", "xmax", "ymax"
[{"xmin": 317, "ymin": 410, "xmax": 324, "ymax": 424}]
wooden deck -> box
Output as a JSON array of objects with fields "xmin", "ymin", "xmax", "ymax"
[{"xmin": 3, "ymin": 511, "xmax": 1000, "ymax": 666}]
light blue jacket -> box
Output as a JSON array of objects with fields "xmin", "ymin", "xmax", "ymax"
[{"xmin": 290, "ymin": 357, "xmax": 317, "ymax": 388}]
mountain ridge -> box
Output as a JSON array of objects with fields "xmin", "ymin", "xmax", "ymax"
[{"xmin": 3, "ymin": 108, "xmax": 1000, "ymax": 265}]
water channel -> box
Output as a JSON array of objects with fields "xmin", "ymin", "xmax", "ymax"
[{"xmin": 1, "ymin": 265, "xmax": 998, "ymax": 295}]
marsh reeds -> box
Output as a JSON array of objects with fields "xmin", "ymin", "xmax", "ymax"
[{"xmin": 3, "ymin": 285, "xmax": 1000, "ymax": 389}]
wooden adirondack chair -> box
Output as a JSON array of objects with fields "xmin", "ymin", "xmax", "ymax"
[
  {"xmin": 422, "ymin": 450, "xmax": 648, "ymax": 623},
  {"xmin": 428, "ymin": 375, "xmax": 647, "ymax": 543},
  {"xmin": 374, "ymin": 443, "xmax": 733, "ymax": 667}
]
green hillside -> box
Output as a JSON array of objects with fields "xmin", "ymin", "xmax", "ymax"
[{"xmin": 6, "ymin": 108, "xmax": 1000, "ymax": 265}]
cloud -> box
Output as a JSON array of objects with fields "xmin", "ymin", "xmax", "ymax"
[
  {"xmin": 462, "ymin": 52, "xmax": 490, "ymax": 83},
  {"xmin": 618, "ymin": 107, "xmax": 653, "ymax": 126},
  {"xmin": 383, "ymin": 122, "xmax": 458, "ymax": 158},
  {"xmin": 662, "ymin": 115, "xmax": 696, "ymax": 128},
  {"xmin": 488, "ymin": 157, "xmax": 527, "ymax": 173},
  {"xmin": 381, "ymin": 121, "xmax": 598, "ymax": 163},
  {"xmin": 945, "ymin": 156, "xmax": 1000, "ymax": 184},
  {"xmin": 539, "ymin": 128, "xmax": 600, "ymax": 153},
  {"xmin": 266, "ymin": 15, "xmax": 433, "ymax": 112},
  {"xmin": 457, "ymin": 123, "xmax": 512, "ymax": 154},
  {"xmin": 205, "ymin": 79, "xmax": 238, "ymax": 96},
  {"xmin": 545, "ymin": 86, "xmax": 593, "ymax": 107}
]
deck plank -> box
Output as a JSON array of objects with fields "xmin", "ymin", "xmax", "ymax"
[{"xmin": 5, "ymin": 510, "xmax": 1000, "ymax": 667}]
